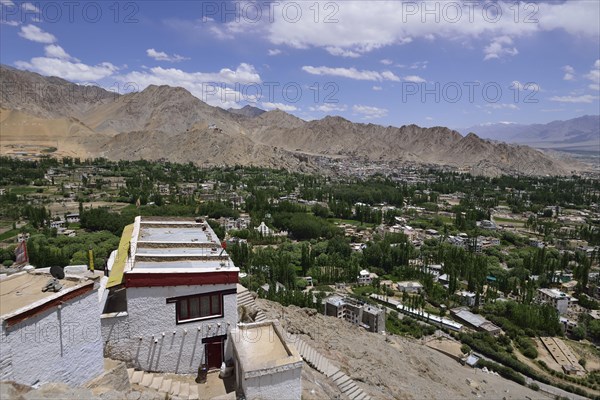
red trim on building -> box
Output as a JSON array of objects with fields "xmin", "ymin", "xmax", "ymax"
[
  {"xmin": 125, "ymin": 271, "xmax": 239, "ymax": 288},
  {"xmin": 4, "ymin": 282, "xmax": 95, "ymax": 328}
]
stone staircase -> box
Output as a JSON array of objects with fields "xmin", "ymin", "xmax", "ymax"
[
  {"xmin": 236, "ymin": 284, "xmax": 267, "ymax": 322},
  {"xmin": 127, "ymin": 368, "xmax": 234, "ymax": 400},
  {"xmin": 290, "ymin": 335, "xmax": 372, "ymax": 400},
  {"xmin": 236, "ymin": 285, "xmax": 371, "ymax": 399}
]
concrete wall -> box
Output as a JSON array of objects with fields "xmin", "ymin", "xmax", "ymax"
[
  {"xmin": 1, "ymin": 291, "xmax": 104, "ymax": 387},
  {"xmin": 103, "ymin": 283, "xmax": 237, "ymax": 373},
  {"xmin": 242, "ymin": 365, "xmax": 302, "ymax": 400}
]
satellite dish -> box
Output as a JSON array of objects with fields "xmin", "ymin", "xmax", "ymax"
[
  {"xmin": 42, "ymin": 266, "xmax": 64, "ymax": 292},
  {"xmin": 50, "ymin": 265, "xmax": 65, "ymax": 280}
]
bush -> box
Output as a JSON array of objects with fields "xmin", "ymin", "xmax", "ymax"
[
  {"xmin": 461, "ymin": 344, "xmax": 471, "ymax": 354},
  {"xmin": 2, "ymin": 259, "xmax": 13, "ymax": 267},
  {"xmin": 476, "ymin": 359, "xmax": 526, "ymax": 386},
  {"xmin": 528, "ymin": 383, "xmax": 540, "ymax": 391},
  {"xmin": 522, "ymin": 347, "xmax": 538, "ymax": 359}
]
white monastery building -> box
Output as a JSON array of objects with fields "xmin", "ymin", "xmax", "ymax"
[{"xmin": 101, "ymin": 217, "xmax": 239, "ymax": 373}]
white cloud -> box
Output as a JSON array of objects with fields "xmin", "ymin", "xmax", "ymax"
[
  {"xmin": 170, "ymin": 1, "xmax": 599, "ymax": 59},
  {"xmin": 562, "ymin": 65, "xmax": 575, "ymax": 81},
  {"xmin": 372, "ymin": 86, "xmax": 383, "ymax": 91},
  {"xmin": 380, "ymin": 59, "xmax": 393, "ymax": 65},
  {"xmin": 15, "ymin": 58, "xmax": 118, "ymax": 81},
  {"xmin": 483, "ymin": 36, "xmax": 518, "ymax": 61},
  {"xmin": 267, "ymin": 1, "xmax": 597, "ymax": 56},
  {"xmin": 1, "ymin": 20, "xmax": 20, "ymax": 26},
  {"xmin": 21, "ymin": 2, "xmax": 39, "ymax": 12},
  {"xmin": 352, "ymin": 104, "xmax": 388, "ymax": 119},
  {"xmin": 262, "ymin": 102, "xmax": 298, "ymax": 112},
  {"xmin": 268, "ymin": 49, "xmax": 281, "ymax": 56},
  {"xmin": 302, "ymin": 66, "xmax": 400, "ymax": 82},
  {"xmin": 585, "ymin": 59, "xmax": 600, "ymax": 90},
  {"xmin": 550, "ymin": 94, "xmax": 599, "ymax": 103},
  {"xmin": 115, "ymin": 64, "xmax": 262, "ymax": 108},
  {"xmin": 309, "ymin": 104, "xmax": 347, "ymax": 113},
  {"xmin": 486, "ymin": 103, "xmax": 519, "ymax": 110},
  {"xmin": 18, "ymin": 24, "xmax": 56, "ymax": 43},
  {"xmin": 325, "ymin": 47, "xmax": 361, "ymax": 58},
  {"xmin": 540, "ymin": 108, "xmax": 565, "ymax": 112},
  {"xmin": 0, "ymin": 0, "xmax": 15, "ymax": 5},
  {"xmin": 119, "ymin": 63, "xmax": 261, "ymax": 86},
  {"xmin": 403, "ymin": 75, "xmax": 426, "ymax": 83},
  {"xmin": 146, "ymin": 48, "xmax": 189, "ymax": 63},
  {"xmin": 425, "ymin": 116, "xmax": 433, "ymax": 121},
  {"xmin": 512, "ymin": 80, "xmax": 541, "ymax": 92},
  {"xmin": 44, "ymin": 44, "xmax": 79, "ymax": 62},
  {"xmin": 409, "ymin": 61, "xmax": 428, "ymax": 69}
]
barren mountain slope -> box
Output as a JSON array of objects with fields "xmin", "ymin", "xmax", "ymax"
[
  {"xmin": 0, "ymin": 65, "xmax": 116, "ymax": 119},
  {"xmin": 0, "ymin": 108, "xmax": 110, "ymax": 158},
  {"xmin": 101, "ymin": 126, "xmax": 315, "ymax": 171},
  {"xmin": 0, "ymin": 66, "xmax": 586, "ymax": 176},
  {"xmin": 80, "ymin": 85, "xmax": 243, "ymax": 136},
  {"xmin": 257, "ymin": 299, "xmax": 547, "ymax": 400}
]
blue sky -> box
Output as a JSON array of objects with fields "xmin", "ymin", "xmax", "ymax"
[{"xmin": 1, "ymin": 0, "xmax": 599, "ymax": 129}]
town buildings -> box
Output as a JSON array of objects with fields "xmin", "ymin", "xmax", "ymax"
[
  {"xmin": 396, "ymin": 281, "xmax": 423, "ymax": 293},
  {"xmin": 323, "ymin": 295, "xmax": 385, "ymax": 333},
  {"xmin": 451, "ymin": 308, "xmax": 501, "ymax": 336},
  {"xmin": 357, "ymin": 269, "xmax": 378, "ymax": 285},
  {"xmin": 536, "ymin": 288, "xmax": 571, "ymax": 315}
]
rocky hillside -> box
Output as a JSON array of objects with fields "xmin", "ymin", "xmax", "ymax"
[
  {"xmin": 256, "ymin": 299, "xmax": 545, "ymax": 400},
  {"xmin": 227, "ymin": 104, "xmax": 266, "ymax": 118},
  {"xmin": 0, "ymin": 65, "xmax": 584, "ymax": 176}
]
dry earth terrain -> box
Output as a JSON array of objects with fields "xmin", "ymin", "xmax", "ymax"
[{"xmin": 257, "ymin": 298, "xmax": 549, "ymax": 400}]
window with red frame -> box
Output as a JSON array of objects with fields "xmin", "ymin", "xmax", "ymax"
[{"xmin": 176, "ymin": 293, "xmax": 222, "ymax": 322}]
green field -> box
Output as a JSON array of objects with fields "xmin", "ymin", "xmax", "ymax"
[
  {"xmin": 8, "ymin": 186, "xmax": 39, "ymax": 195},
  {"xmin": 0, "ymin": 229, "xmax": 18, "ymax": 241}
]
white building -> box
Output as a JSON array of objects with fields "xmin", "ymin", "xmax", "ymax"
[
  {"xmin": 229, "ymin": 321, "xmax": 302, "ymax": 399},
  {"xmin": 324, "ymin": 295, "xmax": 386, "ymax": 333},
  {"xmin": 255, "ymin": 221, "xmax": 272, "ymax": 236},
  {"xmin": 396, "ymin": 281, "xmax": 423, "ymax": 293},
  {"xmin": 50, "ymin": 219, "xmax": 65, "ymax": 229},
  {"xmin": 66, "ymin": 213, "xmax": 80, "ymax": 223},
  {"xmin": 456, "ymin": 290, "xmax": 477, "ymax": 307},
  {"xmin": 537, "ymin": 288, "xmax": 570, "ymax": 315},
  {"xmin": 357, "ymin": 269, "xmax": 378, "ymax": 285},
  {"xmin": 0, "ymin": 268, "xmax": 105, "ymax": 387},
  {"xmin": 102, "ymin": 217, "xmax": 240, "ymax": 373}
]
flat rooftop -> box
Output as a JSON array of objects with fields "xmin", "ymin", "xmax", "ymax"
[
  {"xmin": 0, "ymin": 271, "xmax": 87, "ymax": 317},
  {"xmin": 138, "ymin": 226, "xmax": 214, "ymax": 243},
  {"xmin": 232, "ymin": 322, "xmax": 301, "ymax": 372},
  {"xmin": 133, "ymin": 259, "xmax": 233, "ymax": 272},
  {"xmin": 125, "ymin": 217, "xmax": 239, "ymax": 275}
]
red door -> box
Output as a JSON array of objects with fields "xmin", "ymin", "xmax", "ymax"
[{"xmin": 205, "ymin": 341, "xmax": 223, "ymax": 369}]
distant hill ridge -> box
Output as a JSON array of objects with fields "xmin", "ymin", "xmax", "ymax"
[
  {"xmin": 0, "ymin": 64, "xmax": 585, "ymax": 176},
  {"xmin": 460, "ymin": 115, "xmax": 600, "ymax": 151}
]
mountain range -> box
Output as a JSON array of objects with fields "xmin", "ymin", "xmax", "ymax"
[
  {"xmin": 460, "ymin": 116, "xmax": 599, "ymax": 152},
  {"xmin": 0, "ymin": 65, "xmax": 587, "ymax": 177}
]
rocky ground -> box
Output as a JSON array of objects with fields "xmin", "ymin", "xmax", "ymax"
[{"xmin": 257, "ymin": 298, "xmax": 551, "ymax": 400}]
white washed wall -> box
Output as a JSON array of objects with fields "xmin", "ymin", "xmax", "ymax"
[
  {"xmin": 243, "ymin": 365, "xmax": 302, "ymax": 400},
  {"xmin": 103, "ymin": 283, "xmax": 237, "ymax": 373},
  {"xmin": 1, "ymin": 291, "xmax": 104, "ymax": 387}
]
